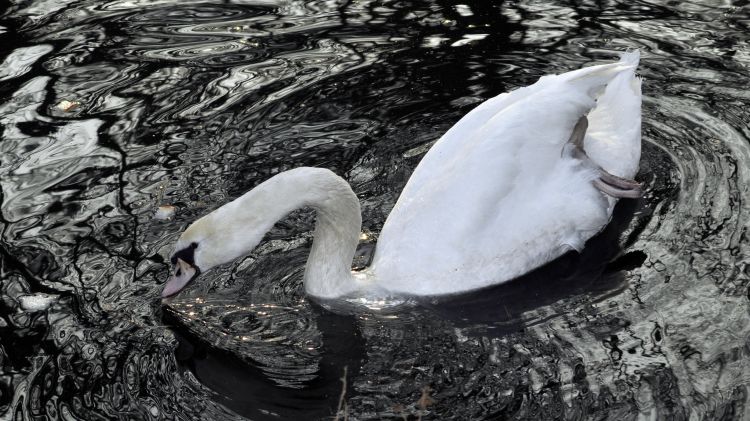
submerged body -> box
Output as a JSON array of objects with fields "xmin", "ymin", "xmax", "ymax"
[{"xmin": 162, "ymin": 52, "xmax": 642, "ymax": 299}]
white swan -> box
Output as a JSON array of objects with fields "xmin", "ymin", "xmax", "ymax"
[{"xmin": 162, "ymin": 51, "xmax": 642, "ymax": 299}]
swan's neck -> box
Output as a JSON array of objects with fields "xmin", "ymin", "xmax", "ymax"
[
  {"xmin": 301, "ymin": 172, "xmax": 362, "ymax": 298},
  {"xmin": 198, "ymin": 168, "xmax": 362, "ymax": 298}
]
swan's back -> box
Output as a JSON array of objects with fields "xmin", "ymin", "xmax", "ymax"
[{"xmin": 370, "ymin": 52, "xmax": 642, "ymax": 295}]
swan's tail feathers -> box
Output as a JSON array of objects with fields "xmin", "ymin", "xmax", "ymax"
[
  {"xmin": 559, "ymin": 56, "xmax": 638, "ymax": 99},
  {"xmin": 584, "ymin": 50, "xmax": 642, "ymax": 178},
  {"xmin": 618, "ymin": 50, "xmax": 640, "ymax": 67}
]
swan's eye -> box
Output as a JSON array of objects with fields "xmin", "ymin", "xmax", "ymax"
[
  {"xmin": 172, "ymin": 244, "xmax": 198, "ymax": 267},
  {"xmin": 175, "ymin": 267, "xmax": 182, "ymax": 277}
]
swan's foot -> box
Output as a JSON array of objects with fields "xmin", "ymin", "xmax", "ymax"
[
  {"xmin": 565, "ymin": 115, "xmax": 643, "ymax": 199},
  {"xmin": 567, "ymin": 115, "xmax": 588, "ymax": 148},
  {"xmin": 593, "ymin": 172, "xmax": 642, "ymax": 198},
  {"xmin": 599, "ymin": 170, "xmax": 641, "ymax": 190}
]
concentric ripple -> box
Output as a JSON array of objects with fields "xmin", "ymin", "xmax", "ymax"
[
  {"xmin": 1, "ymin": 0, "xmax": 749, "ymax": 419},
  {"xmin": 168, "ymin": 298, "xmax": 321, "ymax": 388}
]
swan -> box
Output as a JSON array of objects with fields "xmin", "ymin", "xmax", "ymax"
[{"xmin": 162, "ymin": 51, "xmax": 642, "ymax": 299}]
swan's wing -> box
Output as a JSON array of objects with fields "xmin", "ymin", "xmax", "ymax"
[
  {"xmin": 400, "ymin": 56, "xmax": 637, "ymax": 195},
  {"xmin": 371, "ymin": 55, "xmax": 640, "ymax": 295}
]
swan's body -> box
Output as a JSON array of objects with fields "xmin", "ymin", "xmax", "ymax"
[{"xmin": 162, "ymin": 52, "xmax": 642, "ymax": 299}]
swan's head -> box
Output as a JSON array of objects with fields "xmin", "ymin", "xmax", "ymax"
[
  {"xmin": 161, "ymin": 209, "xmax": 269, "ymax": 298},
  {"xmin": 162, "ymin": 240, "xmax": 201, "ymax": 298},
  {"xmin": 161, "ymin": 215, "xmax": 222, "ymax": 298}
]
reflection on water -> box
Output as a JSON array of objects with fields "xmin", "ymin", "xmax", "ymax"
[{"xmin": 1, "ymin": 0, "xmax": 749, "ymax": 419}]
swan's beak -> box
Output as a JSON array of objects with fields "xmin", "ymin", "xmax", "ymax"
[{"xmin": 162, "ymin": 258, "xmax": 199, "ymax": 298}]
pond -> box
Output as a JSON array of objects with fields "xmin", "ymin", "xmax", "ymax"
[{"xmin": 1, "ymin": 0, "xmax": 749, "ymax": 419}]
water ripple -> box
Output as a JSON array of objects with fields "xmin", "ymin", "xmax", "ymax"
[{"xmin": 1, "ymin": 0, "xmax": 749, "ymax": 419}]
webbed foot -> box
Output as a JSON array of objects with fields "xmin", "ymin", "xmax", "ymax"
[
  {"xmin": 593, "ymin": 173, "xmax": 642, "ymax": 198},
  {"xmin": 565, "ymin": 115, "xmax": 643, "ymax": 199},
  {"xmin": 567, "ymin": 114, "xmax": 588, "ymax": 148}
]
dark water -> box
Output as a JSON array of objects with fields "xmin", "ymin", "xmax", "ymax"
[{"xmin": 1, "ymin": 0, "xmax": 749, "ymax": 419}]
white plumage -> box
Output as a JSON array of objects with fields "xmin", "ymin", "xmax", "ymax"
[{"xmin": 162, "ymin": 52, "xmax": 642, "ymax": 299}]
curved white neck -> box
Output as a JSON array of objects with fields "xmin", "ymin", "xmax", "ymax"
[
  {"xmin": 196, "ymin": 168, "xmax": 362, "ymax": 298},
  {"xmin": 298, "ymin": 170, "xmax": 362, "ymax": 298}
]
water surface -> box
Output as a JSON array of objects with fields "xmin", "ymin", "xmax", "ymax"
[{"xmin": 1, "ymin": 0, "xmax": 749, "ymax": 419}]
